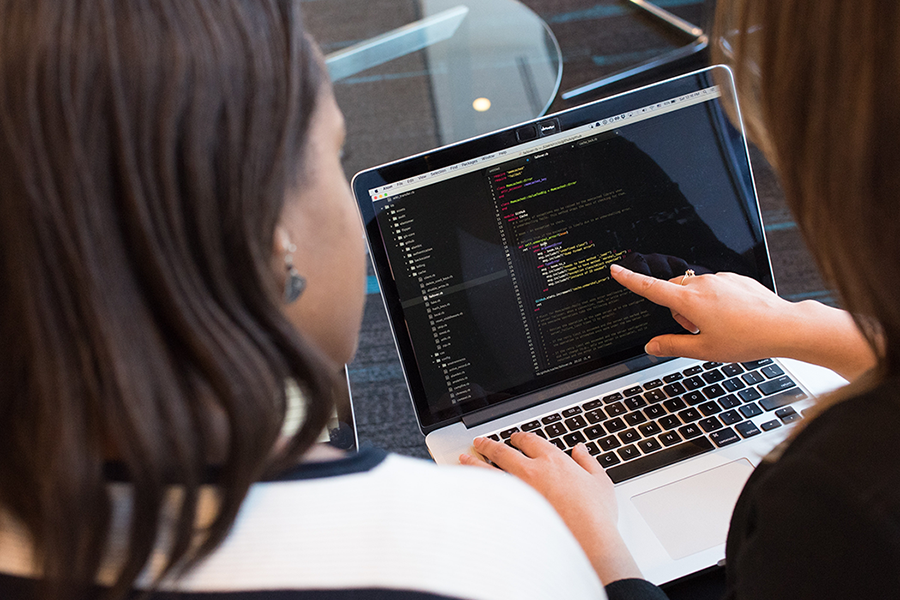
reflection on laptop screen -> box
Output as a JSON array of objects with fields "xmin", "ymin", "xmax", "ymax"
[{"xmin": 360, "ymin": 79, "xmax": 768, "ymax": 428}]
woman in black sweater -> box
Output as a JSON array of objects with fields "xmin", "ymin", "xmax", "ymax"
[{"xmin": 464, "ymin": 1, "xmax": 900, "ymax": 598}]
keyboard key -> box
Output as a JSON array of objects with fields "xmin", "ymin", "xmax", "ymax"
[
  {"xmin": 776, "ymin": 406, "xmax": 801, "ymax": 423},
  {"xmin": 606, "ymin": 402, "xmax": 627, "ymax": 417},
  {"xmin": 758, "ymin": 376, "xmax": 798, "ymax": 396},
  {"xmin": 683, "ymin": 366, "xmax": 703, "ymax": 376},
  {"xmin": 488, "ymin": 434, "xmax": 501, "ymax": 442},
  {"xmin": 738, "ymin": 388, "xmax": 763, "ymax": 403},
  {"xmin": 643, "ymin": 379, "xmax": 663, "ymax": 390},
  {"xmin": 720, "ymin": 409, "xmax": 743, "ymax": 425},
  {"xmin": 501, "ymin": 427, "xmax": 519, "ymax": 439},
  {"xmin": 606, "ymin": 438, "xmax": 715, "ymax": 483},
  {"xmin": 597, "ymin": 452, "xmax": 621, "ymax": 468},
  {"xmin": 545, "ymin": 423, "xmax": 567, "ymax": 438},
  {"xmin": 605, "ymin": 417, "xmax": 626, "ymax": 433},
  {"xmin": 625, "ymin": 411, "xmax": 648, "ymax": 426},
  {"xmin": 699, "ymin": 416, "xmax": 723, "ymax": 432},
  {"xmin": 662, "ymin": 381, "xmax": 687, "ymax": 396},
  {"xmin": 698, "ymin": 401, "xmax": 722, "ymax": 416},
  {"xmin": 639, "ymin": 421, "xmax": 663, "ymax": 436},
  {"xmin": 584, "ymin": 425, "xmax": 606, "ymax": 440},
  {"xmin": 684, "ymin": 376, "xmax": 705, "ymax": 390},
  {"xmin": 721, "ymin": 363, "xmax": 744, "ymax": 377},
  {"xmin": 678, "ymin": 423, "xmax": 703, "ymax": 439},
  {"xmin": 760, "ymin": 387, "xmax": 807, "ymax": 411},
  {"xmin": 761, "ymin": 419, "xmax": 781, "ymax": 431},
  {"xmin": 719, "ymin": 395, "xmax": 741, "ymax": 409},
  {"xmin": 563, "ymin": 431, "xmax": 587, "ymax": 447},
  {"xmin": 677, "ymin": 407, "xmax": 702, "ymax": 422},
  {"xmin": 564, "ymin": 415, "xmax": 587, "ymax": 430},
  {"xmin": 520, "ymin": 420, "xmax": 541, "ymax": 432},
  {"xmin": 723, "ymin": 377, "xmax": 746, "ymax": 392},
  {"xmin": 658, "ymin": 415, "xmax": 682, "ymax": 430},
  {"xmin": 603, "ymin": 392, "xmax": 624, "ymax": 403},
  {"xmin": 638, "ymin": 438, "xmax": 663, "ymax": 454},
  {"xmin": 644, "ymin": 404, "xmax": 666, "ymax": 419},
  {"xmin": 533, "ymin": 429, "xmax": 547, "ymax": 439},
  {"xmin": 659, "ymin": 431, "xmax": 682, "ymax": 446},
  {"xmin": 541, "ymin": 413, "xmax": 562, "ymax": 425},
  {"xmin": 582, "ymin": 399, "xmax": 604, "ymax": 411},
  {"xmin": 740, "ymin": 402, "xmax": 763, "ymax": 418},
  {"xmin": 703, "ymin": 384, "xmax": 726, "ymax": 399},
  {"xmin": 709, "ymin": 427, "xmax": 741, "ymax": 447},
  {"xmin": 735, "ymin": 421, "xmax": 761, "ymax": 438},
  {"xmin": 761, "ymin": 364, "xmax": 785, "ymax": 379},
  {"xmin": 683, "ymin": 391, "xmax": 705, "ymax": 405},
  {"xmin": 702, "ymin": 369, "xmax": 725, "ymax": 384},
  {"xmin": 703, "ymin": 361, "xmax": 723, "ymax": 370},
  {"xmin": 562, "ymin": 406, "xmax": 583, "ymax": 417},
  {"xmin": 624, "ymin": 386, "xmax": 644, "ymax": 397},
  {"xmin": 663, "ymin": 397, "xmax": 687, "ymax": 412},
  {"xmin": 663, "ymin": 372, "xmax": 684, "ymax": 383},
  {"xmin": 616, "ymin": 444, "xmax": 641, "ymax": 461},
  {"xmin": 742, "ymin": 358, "xmax": 773, "ymax": 370},
  {"xmin": 597, "ymin": 435, "xmax": 622, "ymax": 451},
  {"xmin": 550, "ymin": 438, "xmax": 567, "ymax": 451},
  {"xmin": 618, "ymin": 428, "xmax": 641, "ymax": 444},
  {"xmin": 585, "ymin": 442, "xmax": 601, "ymax": 455},
  {"xmin": 642, "ymin": 389, "xmax": 666, "ymax": 404},
  {"xmin": 742, "ymin": 371, "xmax": 765, "ymax": 385},
  {"xmin": 585, "ymin": 408, "xmax": 607, "ymax": 424},
  {"xmin": 625, "ymin": 396, "xmax": 649, "ymax": 410}
]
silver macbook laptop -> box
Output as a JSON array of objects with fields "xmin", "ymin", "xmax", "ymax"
[{"xmin": 351, "ymin": 66, "xmax": 845, "ymax": 584}]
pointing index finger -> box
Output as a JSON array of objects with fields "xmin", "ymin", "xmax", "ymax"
[{"xmin": 610, "ymin": 263, "xmax": 685, "ymax": 311}]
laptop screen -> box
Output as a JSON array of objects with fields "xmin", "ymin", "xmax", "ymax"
[{"xmin": 353, "ymin": 67, "xmax": 771, "ymax": 432}]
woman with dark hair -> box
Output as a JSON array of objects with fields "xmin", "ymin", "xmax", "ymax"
[
  {"xmin": 0, "ymin": 2, "xmax": 606, "ymax": 599},
  {"xmin": 466, "ymin": 1, "xmax": 900, "ymax": 599}
]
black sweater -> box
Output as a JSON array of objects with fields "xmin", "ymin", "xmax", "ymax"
[{"xmin": 608, "ymin": 378, "xmax": 900, "ymax": 599}]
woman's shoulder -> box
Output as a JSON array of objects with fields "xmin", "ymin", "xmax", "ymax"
[
  {"xmin": 725, "ymin": 379, "xmax": 900, "ymax": 598},
  {"xmin": 780, "ymin": 378, "xmax": 900, "ymax": 476},
  {"xmin": 193, "ymin": 449, "xmax": 606, "ymax": 600}
]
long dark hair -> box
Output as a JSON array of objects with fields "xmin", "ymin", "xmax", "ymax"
[
  {"xmin": 714, "ymin": 1, "xmax": 899, "ymax": 379},
  {"xmin": 0, "ymin": 1, "xmax": 335, "ymax": 597}
]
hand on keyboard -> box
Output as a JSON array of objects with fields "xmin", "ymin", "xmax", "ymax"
[{"xmin": 459, "ymin": 433, "xmax": 643, "ymax": 584}]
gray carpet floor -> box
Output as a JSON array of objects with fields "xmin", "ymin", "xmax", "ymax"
[{"xmin": 302, "ymin": 0, "xmax": 833, "ymax": 459}]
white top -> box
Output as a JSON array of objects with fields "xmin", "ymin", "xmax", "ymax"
[{"xmin": 0, "ymin": 449, "xmax": 606, "ymax": 599}]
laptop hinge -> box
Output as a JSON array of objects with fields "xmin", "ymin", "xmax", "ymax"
[{"xmin": 461, "ymin": 354, "xmax": 671, "ymax": 429}]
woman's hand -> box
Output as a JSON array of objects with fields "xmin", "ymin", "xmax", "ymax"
[
  {"xmin": 610, "ymin": 264, "xmax": 876, "ymax": 380},
  {"xmin": 459, "ymin": 433, "xmax": 642, "ymax": 585}
]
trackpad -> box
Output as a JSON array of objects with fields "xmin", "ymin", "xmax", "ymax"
[{"xmin": 631, "ymin": 459, "xmax": 753, "ymax": 560}]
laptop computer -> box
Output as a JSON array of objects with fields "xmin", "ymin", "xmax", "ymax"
[{"xmin": 351, "ymin": 66, "xmax": 845, "ymax": 584}]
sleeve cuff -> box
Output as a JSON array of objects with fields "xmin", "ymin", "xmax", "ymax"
[{"xmin": 605, "ymin": 578, "xmax": 669, "ymax": 600}]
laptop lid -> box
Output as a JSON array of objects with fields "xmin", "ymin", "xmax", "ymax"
[{"xmin": 352, "ymin": 66, "xmax": 772, "ymax": 435}]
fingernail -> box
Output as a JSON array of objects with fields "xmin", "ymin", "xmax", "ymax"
[
  {"xmin": 473, "ymin": 437, "xmax": 486, "ymax": 447},
  {"xmin": 610, "ymin": 264, "xmax": 623, "ymax": 274},
  {"xmin": 574, "ymin": 442, "xmax": 587, "ymax": 453},
  {"xmin": 645, "ymin": 340, "xmax": 660, "ymax": 356}
]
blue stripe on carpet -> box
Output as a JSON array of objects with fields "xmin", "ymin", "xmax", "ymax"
[
  {"xmin": 764, "ymin": 221, "xmax": 798, "ymax": 232},
  {"xmin": 348, "ymin": 363, "xmax": 404, "ymax": 383},
  {"xmin": 784, "ymin": 289, "xmax": 837, "ymax": 304},
  {"xmin": 367, "ymin": 275, "xmax": 380, "ymax": 295}
]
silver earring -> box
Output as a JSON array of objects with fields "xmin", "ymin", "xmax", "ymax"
[{"xmin": 284, "ymin": 243, "xmax": 306, "ymax": 304}]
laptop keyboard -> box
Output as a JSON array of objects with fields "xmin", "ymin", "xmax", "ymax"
[{"xmin": 482, "ymin": 359, "xmax": 807, "ymax": 483}]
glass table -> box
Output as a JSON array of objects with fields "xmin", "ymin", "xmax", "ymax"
[{"xmin": 306, "ymin": 0, "xmax": 562, "ymax": 175}]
